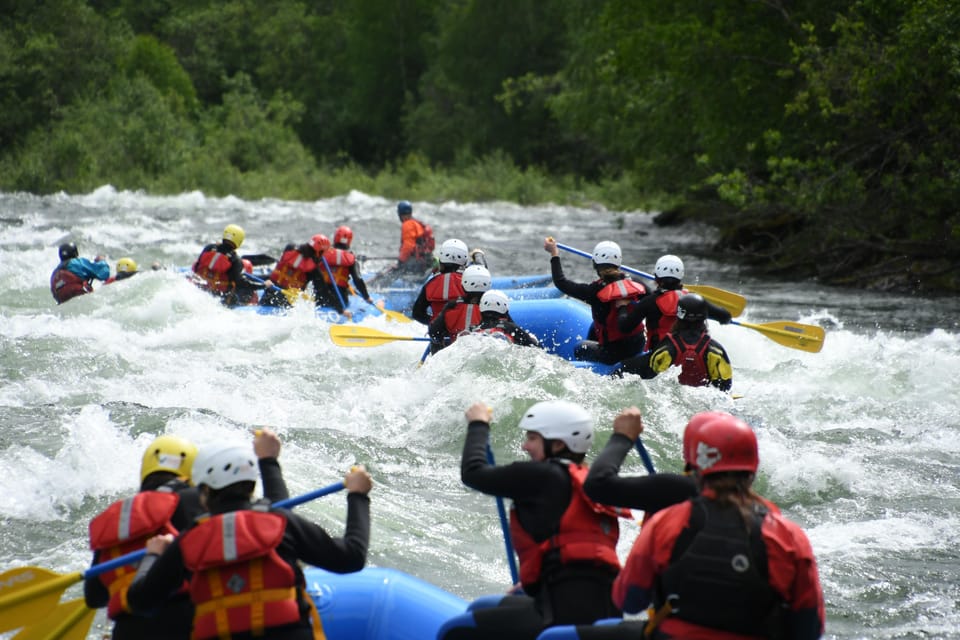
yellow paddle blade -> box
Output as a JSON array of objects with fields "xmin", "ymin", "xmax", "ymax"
[
  {"xmin": 12, "ymin": 598, "xmax": 96, "ymax": 640},
  {"xmin": 733, "ymin": 320, "xmax": 825, "ymax": 353},
  {"xmin": 329, "ymin": 325, "xmax": 431, "ymax": 348},
  {"xmin": 686, "ymin": 284, "xmax": 747, "ymax": 318},
  {"xmin": 0, "ymin": 568, "xmax": 82, "ymax": 633},
  {"xmin": 375, "ymin": 301, "xmax": 412, "ymax": 323}
]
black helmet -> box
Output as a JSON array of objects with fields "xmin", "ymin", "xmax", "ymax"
[
  {"xmin": 676, "ymin": 293, "xmax": 708, "ymax": 322},
  {"xmin": 397, "ymin": 200, "xmax": 413, "ymax": 216},
  {"xmin": 58, "ymin": 242, "xmax": 79, "ymax": 261}
]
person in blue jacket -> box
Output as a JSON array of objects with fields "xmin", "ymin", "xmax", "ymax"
[{"xmin": 50, "ymin": 242, "xmax": 110, "ymax": 304}]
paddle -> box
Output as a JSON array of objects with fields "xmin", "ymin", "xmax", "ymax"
[
  {"xmin": 347, "ymin": 282, "xmax": 412, "ymax": 324},
  {"xmin": 243, "ymin": 273, "xmax": 305, "ymax": 306},
  {"xmin": 635, "ymin": 440, "xmax": 656, "ymax": 475},
  {"xmin": 730, "ymin": 319, "xmax": 825, "ymax": 353},
  {"xmin": 0, "ymin": 481, "xmax": 346, "ymax": 635},
  {"xmin": 485, "ymin": 444, "xmax": 519, "ymax": 586},
  {"xmin": 554, "ymin": 242, "xmax": 747, "ymax": 317},
  {"xmin": 11, "ymin": 597, "xmax": 94, "ymax": 640},
  {"xmin": 329, "ymin": 325, "xmax": 431, "ymax": 348},
  {"xmin": 241, "ymin": 253, "xmax": 277, "ymax": 267},
  {"xmin": 319, "ymin": 256, "xmax": 349, "ymax": 314}
]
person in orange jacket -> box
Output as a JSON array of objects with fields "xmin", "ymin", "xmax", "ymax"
[
  {"xmin": 318, "ymin": 225, "xmax": 375, "ymax": 309},
  {"xmin": 395, "ymin": 200, "xmax": 435, "ymax": 275},
  {"xmin": 611, "ymin": 414, "xmax": 825, "ymax": 640}
]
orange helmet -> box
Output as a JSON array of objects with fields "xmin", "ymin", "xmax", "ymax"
[
  {"xmin": 334, "ymin": 225, "xmax": 354, "ymax": 247},
  {"xmin": 312, "ymin": 234, "xmax": 331, "ymax": 254}
]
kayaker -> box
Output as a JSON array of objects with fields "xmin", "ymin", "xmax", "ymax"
[
  {"xmin": 104, "ymin": 257, "xmax": 139, "ymax": 284},
  {"xmin": 611, "ymin": 413, "xmax": 825, "ymax": 640},
  {"xmin": 617, "ymin": 254, "xmax": 732, "ymax": 352},
  {"xmin": 50, "ymin": 242, "xmax": 110, "ymax": 304},
  {"xmin": 428, "ymin": 264, "xmax": 490, "ymax": 353},
  {"xmin": 84, "ymin": 429, "xmax": 290, "ymax": 640},
  {"xmin": 619, "ymin": 293, "xmax": 734, "ymax": 390},
  {"xmin": 319, "ymin": 225, "xmax": 375, "ymax": 309},
  {"xmin": 191, "ymin": 224, "xmax": 246, "ymax": 307},
  {"xmin": 543, "ymin": 236, "xmax": 649, "ymax": 364},
  {"xmin": 439, "ymin": 400, "xmax": 632, "ymax": 640},
  {"xmin": 411, "ymin": 238, "xmax": 469, "ymax": 324},
  {"xmin": 395, "ymin": 199, "xmax": 435, "ymax": 275},
  {"xmin": 471, "ymin": 289, "xmax": 541, "ymax": 347},
  {"xmin": 126, "ymin": 442, "xmax": 372, "ymax": 640}
]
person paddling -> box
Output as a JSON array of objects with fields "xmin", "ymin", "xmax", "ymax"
[
  {"xmin": 50, "ymin": 242, "xmax": 110, "ymax": 304},
  {"xmin": 428, "ymin": 264, "xmax": 491, "ymax": 353},
  {"xmin": 126, "ymin": 442, "xmax": 372, "ymax": 640},
  {"xmin": 412, "ymin": 238, "xmax": 469, "ymax": 325},
  {"xmin": 191, "ymin": 224, "xmax": 246, "ymax": 307},
  {"xmin": 472, "ymin": 290, "xmax": 541, "ymax": 347},
  {"xmin": 319, "ymin": 225, "xmax": 375, "ymax": 310}
]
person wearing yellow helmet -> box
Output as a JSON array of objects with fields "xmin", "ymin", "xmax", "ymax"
[
  {"xmin": 84, "ymin": 429, "xmax": 292, "ymax": 640},
  {"xmin": 105, "ymin": 257, "xmax": 139, "ymax": 284},
  {"xmin": 191, "ymin": 224, "xmax": 247, "ymax": 306}
]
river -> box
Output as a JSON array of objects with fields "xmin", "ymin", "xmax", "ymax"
[{"xmin": 1, "ymin": 187, "xmax": 959, "ymax": 639}]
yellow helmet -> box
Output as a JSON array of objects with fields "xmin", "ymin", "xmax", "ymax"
[
  {"xmin": 116, "ymin": 257, "xmax": 138, "ymax": 274},
  {"xmin": 140, "ymin": 434, "xmax": 199, "ymax": 484},
  {"xmin": 222, "ymin": 224, "xmax": 245, "ymax": 249}
]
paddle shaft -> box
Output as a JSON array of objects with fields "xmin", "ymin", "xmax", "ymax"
[
  {"xmin": 85, "ymin": 481, "xmax": 347, "ymax": 580},
  {"xmin": 485, "ymin": 444, "xmax": 520, "ymax": 585},
  {"xmin": 635, "ymin": 440, "xmax": 656, "ymax": 474},
  {"xmin": 319, "ymin": 256, "xmax": 348, "ymax": 311}
]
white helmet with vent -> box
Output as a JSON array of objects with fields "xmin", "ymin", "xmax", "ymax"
[
  {"xmin": 191, "ymin": 444, "xmax": 258, "ymax": 490},
  {"xmin": 438, "ymin": 239, "xmax": 469, "ymax": 267},
  {"xmin": 654, "ymin": 254, "xmax": 684, "ymax": 280},
  {"xmin": 518, "ymin": 400, "xmax": 594, "ymax": 454},
  {"xmin": 591, "ymin": 241, "xmax": 622, "ymax": 267},
  {"xmin": 480, "ymin": 290, "xmax": 510, "ymax": 315},
  {"xmin": 462, "ymin": 265, "xmax": 492, "ymax": 293}
]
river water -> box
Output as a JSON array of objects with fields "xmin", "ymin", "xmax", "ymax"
[{"xmin": 1, "ymin": 187, "xmax": 959, "ymax": 639}]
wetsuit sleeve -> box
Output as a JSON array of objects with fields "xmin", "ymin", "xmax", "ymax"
[
  {"xmin": 126, "ymin": 539, "xmax": 189, "ymax": 614},
  {"xmin": 763, "ymin": 515, "xmax": 826, "ymax": 639},
  {"xmin": 513, "ymin": 326, "xmax": 541, "ymax": 348},
  {"xmin": 350, "ymin": 263, "xmax": 371, "ymax": 301},
  {"xmin": 649, "ymin": 341, "xmax": 677, "ymax": 374},
  {"xmin": 618, "ymin": 295, "xmax": 655, "ymax": 333},
  {"xmin": 706, "ymin": 300, "xmax": 732, "ymax": 324},
  {"xmin": 428, "ymin": 309, "xmax": 449, "ymax": 347},
  {"xmin": 584, "ymin": 434, "xmax": 697, "ymax": 513},
  {"xmin": 279, "ymin": 492, "xmax": 370, "ymax": 573},
  {"xmin": 460, "ymin": 421, "xmax": 565, "ymax": 501},
  {"xmin": 411, "ymin": 285, "xmax": 431, "ymax": 324},
  {"xmin": 83, "ymin": 551, "xmax": 109, "ymax": 608},
  {"xmin": 705, "ymin": 339, "xmax": 733, "ymax": 392},
  {"xmin": 259, "ymin": 457, "xmax": 290, "ymax": 503},
  {"xmin": 549, "ymin": 256, "xmax": 596, "ymax": 301}
]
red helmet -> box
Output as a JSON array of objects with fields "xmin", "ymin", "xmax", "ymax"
[
  {"xmin": 241, "ymin": 259, "xmax": 253, "ymax": 274},
  {"xmin": 682, "ymin": 411, "xmax": 729, "ymax": 467},
  {"xmin": 334, "ymin": 225, "xmax": 354, "ymax": 247},
  {"xmin": 312, "ymin": 234, "xmax": 331, "ymax": 254},
  {"xmin": 693, "ymin": 414, "xmax": 758, "ymax": 476}
]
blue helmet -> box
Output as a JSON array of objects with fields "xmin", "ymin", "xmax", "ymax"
[{"xmin": 397, "ymin": 200, "xmax": 413, "ymax": 216}]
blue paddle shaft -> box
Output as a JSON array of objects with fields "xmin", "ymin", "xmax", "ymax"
[
  {"xmin": 485, "ymin": 444, "xmax": 520, "ymax": 585},
  {"xmin": 319, "ymin": 257, "xmax": 348, "ymax": 311},
  {"xmin": 555, "ymin": 243, "xmax": 655, "ymax": 282},
  {"xmin": 635, "ymin": 440, "xmax": 656, "ymax": 474},
  {"xmin": 83, "ymin": 480, "xmax": 347, "ymax": 579}
]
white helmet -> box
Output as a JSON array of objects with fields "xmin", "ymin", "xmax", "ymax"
[
  {"xmin": 191, "ymin": 444, "xmax": 258, "ymax": 490},
  {"xmin": 480, "ymin": 290, "xmax": 510, "ymax": 315},
  {"xmin": 518, "ymin": 400, "xmax": 594, "ymax": 454},
  {"xmin": 462, "ymin": 265, "xmax": 492, "ymax": 293},
  {"xmin": 438, "ymin": 239, "xmax": 469, "ymax": 267},
  {"xmin": 592, "ymin": 241, "xmax": 622, "ymax": 267},
  {"xmin": 654, "ymin": 254, "xmax": 684, "ymax": 280}
]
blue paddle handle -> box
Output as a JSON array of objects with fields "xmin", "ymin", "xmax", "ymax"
[
  {"xmin": 635, "ymin": 439, "xmax": 656, "ymax": 474},
  {"xmin": 83, "ymin": 481, "xmax": 348, "ymax": 579},
  {"xmin": 419, "ymin": 344, "xmax": 431, "ymax": 364},
  {"xmin": 485, "ymin": 444, "xmax": 519, "ymax": 585},
  {"xmin": 555, "ymin": 242, "xmax": 656, "ymax": 282},
  {"xmin": 320, "ymin": 256, "xmax": 348, "ymax": 311}
]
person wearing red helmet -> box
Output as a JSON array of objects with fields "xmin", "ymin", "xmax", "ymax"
[
  {"xmin": 611, "ymin": 414, "xmax": 825, "ymax": 640},
  {"xmin": 317, "ymin": 225, "xmax": 375, "ymax": 310},
  {"xmin": 260, "ymin": 234, "xmax": 345, "ymax": 314}
]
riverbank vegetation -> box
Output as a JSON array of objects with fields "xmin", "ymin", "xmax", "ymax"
[{"xmin": 1, "ymin": 1, "xmax": 957, "ymax": 292}]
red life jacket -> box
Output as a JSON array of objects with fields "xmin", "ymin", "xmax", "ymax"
[
  {"xmin": 194, "ymin": 249, "xmax": 236, "ymax": 294},
  {"xmin": 269, "ymin": 249, "xmax": 317, "ymax": 290},
  {"xmin": 50, "ymin": 264, "xmax": 92, "ymax": 304},
  {"xmin": 473, "ymin": 318, "xmax": 515, "ymax": 343},
  {"xmin": 665, "ymin": 332, "xmax": 712, "ymax": 387},
  {"xmin": 180, "ymin": 510, "xmax": 301, "ymax": 639},
  {"xmin": 320, "ymin": 248, "xmax": 356, "ymax": 287},
  {"xmin": 594, "ymin": 278, "xmax": 647, "ymax": 344},
  {"xmin": 646, "ymin": 289, "xmax": 686, "ymax": 349},
  {"xmin": 509, "ymin": 464, "xmax": 629, "ymax": 587},
  {"xmin": 444, "ymin": 302, "xmax": 482, "ymax": 342},
  {"xmin": 413, "ymin": 219, "xmax": 435, "ymax": 257},
  {"xmin": 88, "ymin": 491, "xmax": 181, "ymax": 619},
  {"xmin": 425, "ymin": 273, "xmax": 465, "ymax": 317}
]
